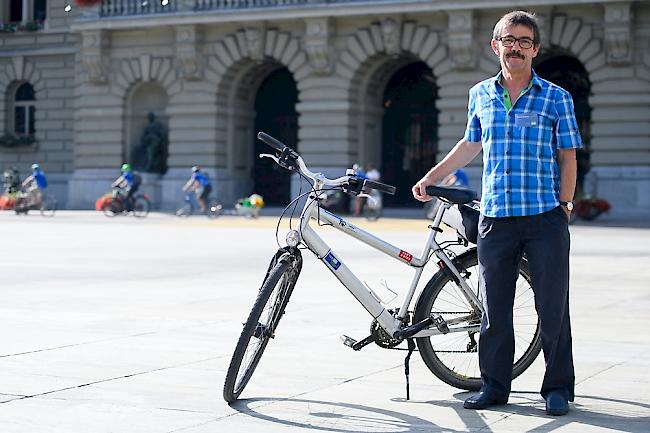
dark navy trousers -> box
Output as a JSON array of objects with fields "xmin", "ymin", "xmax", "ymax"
[{"xmin": 477, "ymin": 206, "xmax": 575, "ymax": 401}]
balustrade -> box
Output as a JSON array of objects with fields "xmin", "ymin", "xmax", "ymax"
[{"xmin": 96, "ymin": 0, "xmax": 371, "ymax": 17}]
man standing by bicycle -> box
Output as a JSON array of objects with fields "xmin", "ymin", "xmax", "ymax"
[
  {"xmin": 182, "ymin": 166, "xmax": 212, "ymax": 213},
  {"xmin": 412, "ymin": 10, "xmax": 581, "ymax": 416}
]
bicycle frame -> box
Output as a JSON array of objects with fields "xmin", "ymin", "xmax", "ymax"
[{"xmin": 297, "ymin": 181, "xmax": 483, "ymax": 339}]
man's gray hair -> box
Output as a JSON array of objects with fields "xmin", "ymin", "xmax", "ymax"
[{"xmin": 493, "ymin": 11, "xmax": 541, "ymax": 46}]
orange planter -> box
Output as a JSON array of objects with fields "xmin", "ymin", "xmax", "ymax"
[
  {"xmin": 0, "ymin": 194, "xmax": 16, "ymax": 210},
  {"xmin": 95, "ymin": 193, "xmax": 112, "ymax": 211}
]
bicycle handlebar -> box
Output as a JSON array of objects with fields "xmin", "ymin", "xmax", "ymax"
[
  {"xmin": 364, "ymin": 179, "xmax": 396, "ymax": 196},
  {"xmin": 256, "ymin": 131, "xmax": 397, "ymax": 195},
  {"xmin": 257, "ymin": 131, "xmax": 285, "ymax": 153}
]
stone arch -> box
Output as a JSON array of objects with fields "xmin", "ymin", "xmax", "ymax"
[
  {"xmin": 546, "ymin": 15, "xmax": 601, "ymax": 70},
  {"xmin": 203, "ymin": 28, "xmax": 309, "ymax": 202},
  {"xmin": 111, "ymin": 55, "xmax": 181, "ymax": 101},
  {"xmin": 341, "ymin": 20, "xmax": 446, "ymax": 98},
  {"xmin": 106, "ymin": 56, "xmax": 179, "ymax": 169},
  {"xmin": 336, "ymin": 20, "xmax": 446, "ymax": 175}
]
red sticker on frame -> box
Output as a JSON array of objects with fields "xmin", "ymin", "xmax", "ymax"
[{"xmin": 399, "ymin": 250, "xmax": 413, "ymax": 262}]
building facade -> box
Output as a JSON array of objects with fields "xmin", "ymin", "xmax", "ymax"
[{"xmin": 1, "ymin": 0, "xmax": 649, "ymax": 217}]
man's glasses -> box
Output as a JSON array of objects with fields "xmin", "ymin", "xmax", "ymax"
[{"xmin": 497, "ymin": 36, "xmax": 535, "ymax": 49}]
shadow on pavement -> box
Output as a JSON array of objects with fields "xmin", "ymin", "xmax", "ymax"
[
  {"xmin": 231, "ymin": 397, "xmax": 466, "ymax": 432},
  {"xmin": 229, "ymin": 393, "xmax": 649, "ymax": 433}
]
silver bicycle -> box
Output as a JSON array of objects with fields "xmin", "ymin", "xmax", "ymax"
[{"xmin": 223, "ymin": 132, "xmax": 542, "ymax": 403}]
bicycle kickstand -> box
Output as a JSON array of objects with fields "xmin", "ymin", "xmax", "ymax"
[{"xmin": 404, "ymin": 338, "xmax": 416, "ymax": 400}]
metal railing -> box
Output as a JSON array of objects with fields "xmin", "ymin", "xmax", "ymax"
[
  {"xmin": 98, "ymin": 0, "xmax": 376, "ymax": 17},
  {"xmin": 100, "ymin": 0, "xmax": 179, "ymax": 17}
]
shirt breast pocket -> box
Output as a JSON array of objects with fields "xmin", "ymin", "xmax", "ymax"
[
  {"xmin": 519, "ymin": 111, "xmax": 556, "ymax": 131},
  {"xmin": 478, "ymin": 98, "xmax": 500, "ymax": 125}
]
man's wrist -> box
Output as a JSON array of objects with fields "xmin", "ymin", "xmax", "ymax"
[{"xmin": 559, "ymin": 200, "xmax": 574, "ymax": 211}]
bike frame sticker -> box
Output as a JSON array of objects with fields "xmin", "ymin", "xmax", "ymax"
[
  {"xmin": 324, "ymin": 252, "xmax": 342, "ymax": 270},
  {"xmin": 398, "ymin": 250, "xmax": 413, "ymax": 263}
]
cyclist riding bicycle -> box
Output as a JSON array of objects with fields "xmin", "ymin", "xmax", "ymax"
[
  {"xmin": 111, "ymin": 163, "xmax": 141, "ymax": 211},
  {"xmin": 21, "ymin": 163, "xmax": 48, "ymax": 207},
  {"xmin": 182, "ymin": 166, "xmax": 212, "ymax": 213}
]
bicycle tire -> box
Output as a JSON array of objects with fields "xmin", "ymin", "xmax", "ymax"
[
  {"xmin": 132, "ymin": 195, "xmax": 150, "ymax": 218},
  {"xmin": 364, "ymin": 207, "xmax": 382, "ymax": 221},
  {"xmin": 102, "ymin": 199, "xmax": 121, "ymax": 217},
  {"xmin": 223, "ymin": 249, "xmax": 302, "ymax": 404},
  {"xmin": 414, "ymin": 248, "xmax": 541, "ymax": 391},
  {"xmin": 207, "ymin": 199, "xmax": 222, "ymax": 219},
  {"xmin": 40, "ymin": 195, "xmax": 57, "ymax": 217},
  {"xmin": 176, "ymin": 201, "xmax": 193, "ymax": 217}
]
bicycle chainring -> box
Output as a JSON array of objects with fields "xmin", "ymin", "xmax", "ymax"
[{"xmin": 370, "ymin": 319, "xmax": 402, "ymax": 349}]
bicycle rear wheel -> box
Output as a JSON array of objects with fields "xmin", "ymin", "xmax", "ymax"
[
  {"xmin": 414, "ymin": 248, "xmax": 541, "ymax": 391},
  {"xmin": 223, "ymin": 248, "xmax": 302, "ymax": 404}
]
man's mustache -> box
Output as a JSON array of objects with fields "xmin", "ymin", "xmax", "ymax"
[{"xmin": 506, "ymin": 51, "xmax": 525, "ymax": 59}]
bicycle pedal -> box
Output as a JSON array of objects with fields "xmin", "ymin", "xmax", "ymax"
[
  {"xmin": 431, "ymin": 313, "xmax": 450, "ymax": 334},
  {"xmin": 340, "ymin": 335, "xmax": 357, "ymax": 348}
]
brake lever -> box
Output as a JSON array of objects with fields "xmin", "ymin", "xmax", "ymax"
[
  {"xmin": 357, "ymin": 192, "xmax": 377, "ymax": 207},
  {"xmin": 259, "ymin": 153, "xmax": 280, "ymax": 164}
]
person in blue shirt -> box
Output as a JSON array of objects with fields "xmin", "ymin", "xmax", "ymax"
[
  {"xmin": 111, "ymin": 163, "xmax": 140, "ymax": 211},
  {"xmin": 413, "ymin": 11, "xmax": 581, "ymax": 416},
  {"xmin": 22, "ymin": 163, "xmax": 48, "ymax": 206},
  {"xmin": 443, "ymin": 168, "xmax": 470, "ymax": 188},
  {"xmin": 182, "ymin": 166, "xmax": 212, "ymax": 213}
]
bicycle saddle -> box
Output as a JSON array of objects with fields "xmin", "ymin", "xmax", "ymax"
[{"xmin": 425, "ymin": 186, "xmax": 477, "ymax": 204}]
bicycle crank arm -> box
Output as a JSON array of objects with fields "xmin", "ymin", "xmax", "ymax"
[{"xmin": 393, "ymin": 313, "xmax": 449, "ymax": 340}]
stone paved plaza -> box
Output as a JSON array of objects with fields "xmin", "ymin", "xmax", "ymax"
[{"xmin": 0, "ymin": 211, "xmax": 648, "ymax": 432}]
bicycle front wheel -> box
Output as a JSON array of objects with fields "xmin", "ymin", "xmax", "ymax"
[
  {"xmin": 223, "ymin": 249, "xmax": 302, "ymax": 404},
  {"xmin": 176, "ymin": 201, "xmax": 193, "ymax": 217},
  {"xmin": 414, "ymin": 248, "xmax": 541, "ymax": 391},
  {"xmin": 132, "ymin": 196, "xmax": 150, "ymax": 218},
  {"xmin": 207, "ymin": 199, "xmax": 222, "ymax": 219},
  {"xmin": 364, "ymin": 206, "xmax": 382, "ymax": 221},
  {"xmin": 40, "ymin": 195, "xmax": 57, "ymax": 217}
]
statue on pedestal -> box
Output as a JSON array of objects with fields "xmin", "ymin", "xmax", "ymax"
[{"xmin": 131, "ymin": 112, "xmax": 168, "ymax": 174}]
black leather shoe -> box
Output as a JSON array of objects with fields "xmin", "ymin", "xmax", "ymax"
[
  {"xmin": 463, "ymin": 391, "xmax": 508, "ymax": 410},
  {"xmin": 545, "ymin": 390, "xmax": 569, "ymax": 416}
]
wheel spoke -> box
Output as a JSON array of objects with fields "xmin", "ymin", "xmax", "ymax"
[{"xmin": 417, "ymin": 252, "xmax": 541, "ymax": 391}]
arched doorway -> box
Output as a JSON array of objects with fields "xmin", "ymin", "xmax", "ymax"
[
  {"xmin": 253, "ymin": 67, "xmax": 298, "ymax": 205},
  {"xmin": 534, "ymin": 55, "xmax": 591, "ymax": 196},
  {"xmin": 381, "ymin": 62, "xmax": 438, "ymax": 206}
]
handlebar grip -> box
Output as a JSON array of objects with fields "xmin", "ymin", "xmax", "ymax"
[
  {"xmin": 257, "ymin": 131, "xmax": 285, "ymax": 153},
  {"xmin": 364, "ymin": 179, "xmax": 396, "ymax": 196}
]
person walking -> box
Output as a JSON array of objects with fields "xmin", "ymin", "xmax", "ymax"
[{"xmin": 412, "ymin": 10, "xmax": 581, "ymax": 416}]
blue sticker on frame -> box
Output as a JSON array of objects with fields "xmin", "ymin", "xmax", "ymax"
[{"xmin": 324, "ymin": 252, "xmax": 341, "ymax": 270}]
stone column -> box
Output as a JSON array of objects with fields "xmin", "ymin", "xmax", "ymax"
[{"xmin": 68, "ymin": 29, "xmax": 123, "ymax": 209}]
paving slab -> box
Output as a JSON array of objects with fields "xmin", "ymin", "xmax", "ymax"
[{"xmin": 0, "ymin": 211, "xmax": 648, "ymax": 432}]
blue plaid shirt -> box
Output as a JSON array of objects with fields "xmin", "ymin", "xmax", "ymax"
[{"xmin": 464, "ymin": 71, "xmax": 583, "ymax": 217}]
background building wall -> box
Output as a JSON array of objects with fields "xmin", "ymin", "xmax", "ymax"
[{"xmin": 0, "ymin": 1, "xmax": 648, "ymax": 217}]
